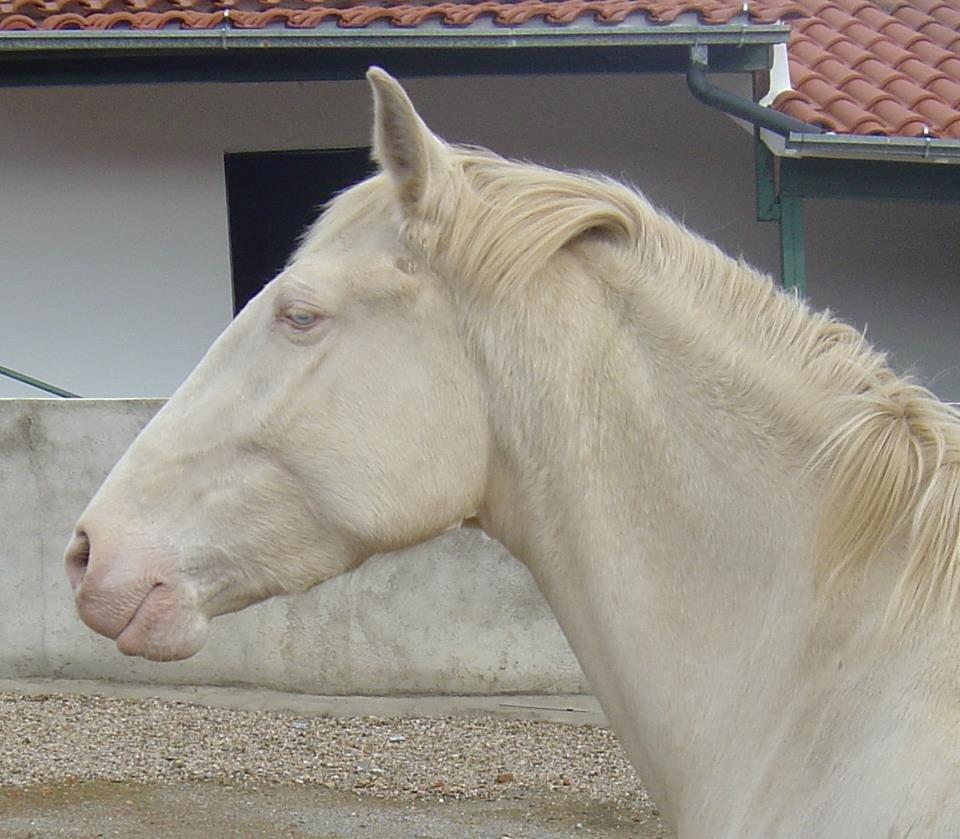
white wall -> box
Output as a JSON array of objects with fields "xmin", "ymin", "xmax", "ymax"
[
  {"xmin": 0, "ymin": 79, "xmax": 368, "ymax": 398},
  {"xmin": 1, "ymin": 73, "xmax": 957, "ymax": 399}
]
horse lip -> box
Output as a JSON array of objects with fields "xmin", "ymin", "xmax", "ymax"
[
  {"xmin": 119, "ymin": 583, "xmax": 162, "ymax": 633},
  {"xmin": 112, "ymin": 579, "xmax": 210, "ymax": 661},
  {"xmin": 74, "ymin": 578, "xmax": 155, "ymax": 641},
  {"xmin": 114, "ymin": 582, "xmax": 189, "ymax": 661}
]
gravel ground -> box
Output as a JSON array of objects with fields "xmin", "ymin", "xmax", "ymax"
[{"xmin": 0, "ymin": 691, "xmax": 669, "ymax": 838}]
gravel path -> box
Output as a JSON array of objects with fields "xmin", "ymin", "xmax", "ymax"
[{"xmin": 0, "ymin": 691, "xmax": 669, "ymax": 838}]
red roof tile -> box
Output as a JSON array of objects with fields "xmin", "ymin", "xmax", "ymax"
[
  {"xmin": 769, "ymin": 0, "xmax": 960, "ymax": 138},
  {"xmin": 0, "ymin": 1, "xmax": 802, "ymax": 31},
  {"xmin": 1, "ymin": 0, "xmax": 959, "ymax": 140}
]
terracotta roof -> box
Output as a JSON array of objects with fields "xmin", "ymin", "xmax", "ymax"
[
  {"xmin": 0, "ymin": 1, "xmax": 800, "ymax": 32},
  {"xmin": 771, "ymin": 0, "xmax": 960, "ymax": 139},
  {"xmin": 1, "ymin": 0, "xmax": 959, "ymax": 140}
]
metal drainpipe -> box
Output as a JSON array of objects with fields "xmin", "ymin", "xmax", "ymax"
[
  {"xmin": 685, "ymin": 44, "xmax": 822, "ymax": 138},
  {"xmin": 685, "ymin": 44, "xmax": 822, "ymax": 295}
]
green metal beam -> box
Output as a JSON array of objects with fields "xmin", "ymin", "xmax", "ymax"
[
  {"xmin": 778, "ymin": 193, "xmax": 806, "ymax": 297},
  {"xmin": 754, "ymin": 134, "xmax": 806, "ymax": 294},
  {"xmin": 754, "ymin": 134, "xmax": 780, "ymax": 222},
  {"xmin": 755, "ymin": 141, "xmax": 960, "ymax": 298}
]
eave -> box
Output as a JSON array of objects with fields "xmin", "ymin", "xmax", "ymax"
[{"xmin": 0, "ymin": 16, "xmax": 784, "ymax": 86}]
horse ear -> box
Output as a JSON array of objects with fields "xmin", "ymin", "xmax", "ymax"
[{"xmin": 367, "ymin": 67, "xmax": 447, "ymax": 216}]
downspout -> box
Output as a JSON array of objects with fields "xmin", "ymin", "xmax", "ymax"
[
  {"xmin": 685, "ymin": 44, "xmax": 821, "ymax": 295},
  {"xmin": 685, "ymin": 44, "xmax": 821, "ymax": 138}
]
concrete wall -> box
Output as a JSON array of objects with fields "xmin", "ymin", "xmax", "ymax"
[
  {"xmin": 2, "ymin": 73, "xmax": 958, "ymax": 401},
  {"xmin": 0, "ymin": 399, "xmax": 588, "ymax": 695}
]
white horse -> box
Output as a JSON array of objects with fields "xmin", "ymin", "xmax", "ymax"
[{"xmin": 65, "ymin": 69, "xmax": 960, "ymax": 837}]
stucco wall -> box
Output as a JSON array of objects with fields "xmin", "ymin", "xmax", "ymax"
[
  {"xmin": 0, "ymin": 399, "xmax": 587, "ymax": 694},
  {"xmin": 2, "ymin": 73, "xmax": 957, "ymax": 401}
]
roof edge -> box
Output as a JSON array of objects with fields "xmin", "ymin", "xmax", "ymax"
[
  {"xmin": 0, "ymin": 19, "xmax": 790, "ymax": 51},
  {"xmin": 771, "ymin": 131, "xmax": 960, "ymax": 165}
]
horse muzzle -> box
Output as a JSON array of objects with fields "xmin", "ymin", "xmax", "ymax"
[{"xmin": 64, "ymin": 527, "xmax": 209, "ymax": 661}]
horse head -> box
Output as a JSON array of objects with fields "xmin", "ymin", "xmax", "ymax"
[{"xmin": 65, "ymin": 70, "xmax": 489, "ymax": 661}]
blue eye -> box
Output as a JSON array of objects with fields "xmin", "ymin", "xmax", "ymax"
[{"xmin": 285, "ymin": 309, "xmax": 318, "ymax": 328}]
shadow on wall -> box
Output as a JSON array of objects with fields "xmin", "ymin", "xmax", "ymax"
[{"xmin": 804, "ymin": 198, "xmax": 960, "ymax": 403}]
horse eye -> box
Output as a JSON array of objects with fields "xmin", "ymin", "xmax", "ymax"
[{"xmin": 284, "ymin": 309, "xmax": 319, "ymax": 328}]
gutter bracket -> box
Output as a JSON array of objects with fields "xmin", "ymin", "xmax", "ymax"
[{"xmin": 221, "ymin": 8, "xmax": 230, "ymax": 48}]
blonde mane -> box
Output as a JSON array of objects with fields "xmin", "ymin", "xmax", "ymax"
[{"xmin": 322, "ymin": 145, "xmax": 960, "ymax": 631}]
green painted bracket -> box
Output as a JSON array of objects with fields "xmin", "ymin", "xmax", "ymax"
[
  {"xmin": 754, "ymin": 134, "xmax": 806, "ymax": 296},
  {"xmin": 778, "ymin": 194, "xmax": 806, "ymax": 297},
  {"xmin": 755, "ymin": 140, "xmax": 960, "ymax": 298}
]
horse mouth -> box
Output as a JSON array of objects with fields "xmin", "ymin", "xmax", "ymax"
[{"xmin": 113, "ymin": 582, "xmax": 209, "ymax": 662}]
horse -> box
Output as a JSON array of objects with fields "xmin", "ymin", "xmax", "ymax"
[{"xmin": 64, "ymin": 68, "xmax": 960, "ymax": 837}]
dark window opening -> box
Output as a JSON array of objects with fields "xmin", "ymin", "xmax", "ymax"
[{"xmin": 224, "ymin": 147, "xmax": 375, "ymax": 316}]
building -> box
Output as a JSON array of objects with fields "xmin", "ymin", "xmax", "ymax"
[{"xmin": 2, "ymin": 0, "xmax": 959, "ymax": 400}]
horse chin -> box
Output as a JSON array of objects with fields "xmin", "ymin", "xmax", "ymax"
[{"xmin": 114, "ymin": 586, "xmax": 210, "ymax": 661}]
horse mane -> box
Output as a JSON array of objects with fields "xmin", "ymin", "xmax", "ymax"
[{"xmin": 321, "ymin": 144, "xmax": 960, "ymax": 632}]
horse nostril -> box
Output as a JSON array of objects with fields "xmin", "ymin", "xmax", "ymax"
[{"xmin": 65, "ymin": 529, "xmax": 91, "ymax": 591}]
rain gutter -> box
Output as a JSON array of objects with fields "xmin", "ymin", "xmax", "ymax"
[
  {"xmin": 0, "ymin": 17, "xmax": 790, "ymax": 53},
  {"xmin": 685, "ymin": 44, "xmax": 822, "ymax": 137},
  {"xmin": 686, "ymin": 43, "xmax": 960, "ymax": 163},
  {"xmin": 779, "ymin": 131, "xmax": 960, "ymax": 164},
  {"xmin": 0, "ymin": 15, "xmax": 786, "ymax": 85}
]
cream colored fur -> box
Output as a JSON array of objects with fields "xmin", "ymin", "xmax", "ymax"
[
  {"xmin": 307, "ymin": 103, "xmax": 960, "ymax": 636},
  {"xmin": 68, "ymin": 69, "xmax": 960, "ymax": 837}
]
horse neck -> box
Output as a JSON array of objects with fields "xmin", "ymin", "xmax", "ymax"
[
  {"xmin": 458, "ymin": 216, "xmax": 960, "ymax": 834},
  {"xmin": 470, "ymin": 248, "xmax": 833, "ymax": 826}
]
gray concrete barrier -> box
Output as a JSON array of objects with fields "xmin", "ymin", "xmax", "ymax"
[{"xmin": 0, "ymin": 399, "xmax": 586, "ymax": 695}]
